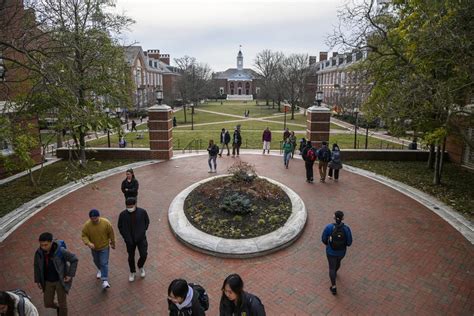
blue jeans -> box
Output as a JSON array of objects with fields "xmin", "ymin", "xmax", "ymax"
[
  {"xmin": 284, "ymin": 152, "xmax": 292, "ymax": 167},
  {"xmin": 91, "ymin": 247, "xmax": 109, "ymax": 281},
  {"xmin": 208, "ymin": 155, "xmax": 217, "ymax": 170}
]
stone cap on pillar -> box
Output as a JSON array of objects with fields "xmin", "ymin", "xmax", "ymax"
[
  {"xmin": 307, "ymin": 105, "xmax": 331, "ymax": 114},
  {"xmin": 148, "ymin": 104, "xmax": 172, "ymax": 112}
]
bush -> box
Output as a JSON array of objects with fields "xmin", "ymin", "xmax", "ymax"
[
  {"xmin": 228, "ymin": 161, "xmax": 257, "ymax": 183},
  {"xmin": 220, "ymin": 192, "xmax": 252, "ymax": 215}
]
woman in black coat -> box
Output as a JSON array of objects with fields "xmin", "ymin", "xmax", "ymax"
[
  {"xmin": 121, "ymin": 169, "xmax": 139, "ymax": 201},
  {"xmin": 219, "ymin": 274, "xmax": 265, "ymax": 316}
]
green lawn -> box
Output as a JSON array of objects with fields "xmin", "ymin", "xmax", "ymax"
[
  {"xmin": 346, "ymin": 160, "xmax": 474, "ymax": 219},
  {"xmin": 87, "ymin": 128, "xmax": 400, "ymax": 151},
  {"xmin": 198, "ymin": 100, "xmax": 283, "ymax": 118},
  {"xmin": 0, "ymin": 159, "xmax": 139, "ymax": 217}
]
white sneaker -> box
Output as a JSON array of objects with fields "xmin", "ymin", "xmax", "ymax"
[
  {"xmin": 140, "ymin": 268, "xmax": 146, "ymax": 278},
  {"xmin": 102, "ymin": 281, "xmax": 110, "ymax": 289},
  {"xmin": 96, "ymin": 270, "xmax": 101, "ymax": 279},
  {"xmin": 129, "ymin": 273, "xmax": 135, "ymax": 282}
]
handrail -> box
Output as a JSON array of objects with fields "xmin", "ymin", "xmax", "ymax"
[{"xmin": 182, "ymin": 139, "xmax": 202, "ymax": 154}]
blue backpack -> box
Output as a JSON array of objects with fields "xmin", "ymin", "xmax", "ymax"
[{"xmin": 55, "ymin": 240, "xmax": 67, "ymax": 260}]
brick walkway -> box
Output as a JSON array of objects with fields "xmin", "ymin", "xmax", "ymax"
[{"xmin": 1, "ymin": 154, "xmax": 473, "ymax": 315}]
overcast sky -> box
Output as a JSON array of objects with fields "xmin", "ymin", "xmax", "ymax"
[{"xmin": 114, "ymin": 0, "xmax": 347, "ymax": 71}]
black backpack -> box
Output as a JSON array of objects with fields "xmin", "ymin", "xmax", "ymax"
[
  {"xmin": 9, "ymin": 289, "xmax": 31, "ymax": 316},
  {"xmin": 189, "ymin": 283, "xmax": 209, "ymax": 311},
  {"xmin": 329, "ymin": 224, "xmax": 347, "ymax": 250},
  {"xmin": 318, "ymin": 147, "xmax": 331, "ymax": 162}
]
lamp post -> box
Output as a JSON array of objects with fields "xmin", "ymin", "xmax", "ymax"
[
  {"xmin": 190, "ymin": 103, "xmax": 195, "ymax": 130},
  {"xmin": 314, "ymin": 91, "xmax": 323, "ymax": 107},
  {"xmin": 220, "ymin": 90, "xmax": 223, "ymax": 105},
  {"xmin": 353, "ymin": 107, "xmax": 359, "ymax": 149},
  {"xmin": 155, "ymin": 86, "xmax": 163, "ymax": 105},
  {"xmin": 104, "ymin": 108, "xmax": 111, "ymax": 148},
  {"xmin": 0, "ymin": 58, "xmax": 6, "ymax": 81},
  {"xmin": 283, "ymin": 103, "xmax": 288, "ymax": 130}
]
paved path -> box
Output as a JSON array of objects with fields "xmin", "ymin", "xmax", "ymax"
[{"xmin": 1, "ymin": 155, "xmax": 472, "ymax": 315}]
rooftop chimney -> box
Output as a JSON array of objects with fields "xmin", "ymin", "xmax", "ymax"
[{"xmin": 319, "ymin": 52, "xmax": 328, "ymax": 61}]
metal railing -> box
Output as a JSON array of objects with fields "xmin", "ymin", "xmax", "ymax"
[{"xmin": 182, "ymin": 139, "xmax": 202, "ymax": 154}]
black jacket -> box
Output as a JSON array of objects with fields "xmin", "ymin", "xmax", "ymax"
[
  {"xmin": 220, "ymin": 131, "xmax": 231, "ymax": 145},
  {"xmin": 233, "ymin": 131, "xmax": 242, "ymax": 146},
  {"xmin": 168, "ymin": 290, "xmax": 205, "ymax": 316},
  {"xmin": 118, "ymin": 207, "xmax": 150, "ymax": 244},
  {"xmin": 34, "ymin": 241, "xmax": 79, "ymax": 293},
  {"xmin": 121, "ymin": 178, "xmax": 139, "ymax": 198},
  {"xmin": 219, "ymin": 292, "xmax": 266, "ymax": 316}
]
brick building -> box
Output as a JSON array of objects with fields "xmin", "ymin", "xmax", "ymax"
[
  {"xmin": 124, "ymin": 46, "xmax": 163, "ymax": 111},
  {"xmin": 213, "ymin": 49, "xmax": 261, "ymax": 101},
  {"xmin": 146, "ymin": 49, "xmax": 181, "ymax": 105},
  {"xmin": 315, "ymin": 50, "xmax": 370, "ymax": 113}
]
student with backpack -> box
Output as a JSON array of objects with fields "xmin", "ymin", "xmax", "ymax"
[
  {"xmin": 302, "ymin": 141, "xmax": 316, "ymax": 183},
  {"xmin": 317, "ymin": 141, "xmax": 331, "ymax": 183},
  {"xmin": 0, "ymin": 290, "xmax": 39, "ymax": 316},
  {"xmin": 207, "ymin": 139, "xmax": 219, "ymax": 173},
  {"xmin": 168, "ymin": 279, "xmax": 207, "ymax": 316},
  {"xmin": 219, "ymin": 274, "xmax": 266, "ymax": 316},
  {"xmin": 321, "ymin": 211, "xmax": 353, "ymax": 295},
  {"xmin": 328, "ymin": 144, "xmax": 343, "ymax": 181},
  {"xmin": 34, "ymin": 232, "xmax": 78, "ymax": 316}
]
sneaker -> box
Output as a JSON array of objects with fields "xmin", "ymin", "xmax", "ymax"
[
  {"xmin": 102, "ymin": 281, "xmax": 110, "ymax": 289},
  {"xmin": 129, "ymin": 273, "xmax": 135, "ymax": 282},
  {"xmin": 330, "ymin": 286, "xmax": 337, "ymax": 295},
  {"xmin": 96, "ymin": 270, "xmax": 101, "ymax": 279},
  {"xmin": 140, "ymin": 268, "xmax": 146, "ymax": 278},
  {"xmin": 334, "ymin": 179, "xmax": 338, "ymax": 182},
  {"xmin": 208, "ymin": 170, "xmax": 213, "ymax": 173}
]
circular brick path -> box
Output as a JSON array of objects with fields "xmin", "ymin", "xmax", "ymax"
[{"xmin": 0, "ymin": 154, "xmax": 473, "ymax": 315}]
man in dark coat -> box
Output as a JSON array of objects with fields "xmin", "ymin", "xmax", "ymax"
[
  {"xmin": 118, "ymin": 197, "xmax": 150, "ymax": 282},
  {"xmin": 34, "ymin": 232, "xmax": 78, "ymax": 316},
  {"xmin": 219, "ymin": 128, "xmax": 231, "ymax": 157},
  {"xmin": 302, "ymin": 141, "xmax": 316, "ymax": 183},
  {"xmin": 232, "ymin": 127, "xmax": 242, "ymax": 157}
]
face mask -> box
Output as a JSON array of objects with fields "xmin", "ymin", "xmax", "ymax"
[{"xmin": 127, "ymin": 207, "xmax": 135, "ymax": 213}]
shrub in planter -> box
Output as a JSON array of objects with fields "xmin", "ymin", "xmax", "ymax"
[{"xmin": 221, "ymin": 193, "xmax": 252, "ymax": 215}]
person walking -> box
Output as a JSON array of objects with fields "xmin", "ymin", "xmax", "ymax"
[
  {"xmin": 328, "ymin": 144, "xmax": 343, "ymax": 181},
  {"xmin": 219, "ymin": 128, "xmax": 231, "ymax": 157},
  {"xmin": 34, "ymin": 232, "xmax": 78, "ymax": 316},
  {"xmin": 121, "ymin": 169, "xmax": 139, "ymax": 202},
  {"xmin": 302, "ymin": 141, "xmax": 316, "ymax": 183},
  {"xmin": 0, "ymin": 291, "xmax": 39, "ymax": 316},
  {"xmin": 118, "ymin": 197, "xmax": 150, "ymax": 282},
  {"xmin": 283, "ymin": 128, "xmax": 290, "ymax": 142},
  {"xmin": 282, "ymin": 138, "xmax": 293, "ymax": 169},
  {"xmin": 131, "ymin": 120, "xmax": 137, "ymax": 132},
  {"xmin": 168, "ymin": 279, "xmax": 207, "ymax": 316},
  {"xmin": 232, "ymin": 126, "xmax": 242, "ymax": 157},
  {"xmin": 262, "ymin": 127, "xmax": 271, "ymax": 154},
  {"xmin": 317, "ymin": 141, "xmax": 332, "ymax": 183},
  {"xmin": 321, "ymin": 211, "xmax": 353, "ymax": 295},
  {"xmin": 289, "ymin": 131, "xmax": 297, "ymax": 158},
  {"xmin": 207, "ymin": 139, "xmax": 219, "ymax": 173},
  {"xmin": 81, "ymin": 209, "xmax": 116, "ymax": 290},
  {"xmin": 219, "ymin": 274, "xmax": 265, "ymax": 316}
]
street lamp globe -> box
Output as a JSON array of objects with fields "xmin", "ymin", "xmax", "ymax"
[
  {"xmin": 315, "ymin": 91, "xmax": 323, "ymax": 106},
  {"xmin": 155, "ymin": 86, "xmax": 164, "ymax": 105}
]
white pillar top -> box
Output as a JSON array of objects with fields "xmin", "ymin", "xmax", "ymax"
[
  {"xmin": 307, "ymin": 105, "xmax": 331, "ymax": 113},
  {"xmin": 148, "ymin": 104, "xmax": 172, "ymax": 112}
]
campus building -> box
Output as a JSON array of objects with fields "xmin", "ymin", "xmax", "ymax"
[
  {"xmin": 146, "ymin": 49, "xmax": 181, "ymax": 106},
  {"xmin": 315, "ymin": 50, "xmax": 370, "ymax": 113},
  {"xmin": 213, "ymin": 49, "xmax": 261, "ymax": 101},
  {"xmin": 124, "ymin": 46, "xmax": 164, "ymax": 111}
]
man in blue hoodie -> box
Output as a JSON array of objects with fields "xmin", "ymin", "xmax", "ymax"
[{"xmin": 321, "ymin": 211, "xmax": 353, "ymax": 295}]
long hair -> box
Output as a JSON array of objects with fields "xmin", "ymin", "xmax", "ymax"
[
  {"xmin": 0, "ymin": 291, "xmax": 15, "ymax": 316},
  {"xmin": 221, "ymin": 274, "xmax": 244, "ymax": 307},
  {"xmin": 126, "ymin": 168, "xmax": 135, "ymax": 180},
  {"xmin": 332, "ymin": 143, "xmax": 340, "ymax": 151}
]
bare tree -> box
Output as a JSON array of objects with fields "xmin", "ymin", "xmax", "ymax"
[
  {"xmin": 254, "ymin": 49, "xmax": 284, "ymax": 105},
  {"xmin": 282, "ymin": 54, "xmax": 310, "ymax": 120}
]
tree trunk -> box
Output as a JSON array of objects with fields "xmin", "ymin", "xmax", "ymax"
[
  {"xmin": 183, "ymin": 105, "xmax": 187, "ymax": 123},
  {"xmin": 291, "ymin": 105, "xmax": 295, "ymax": 120},
  {"xmin": 433, "ymin": 144, "xmax": 441, "ymax": 185},
  {"xmin": 79, "ymin": 132, "xmax": 86, "ymax": 167},
  {"xmin": 427, "ymin": 144, "xmax": 435, "ymax": 169},
  {"xmin": 56, "ymin": 132, "xmax": 63, "ymax": 149},
  {"xmin": 439, "ymin": 137, "xmax": 447, "ymax": 182},
  {"xmin": 28, "ymin": 169, "xmax": 37, "ymax": 189},
  {"xmin": 277, "ymin": 100, "xmax": 281, "ymax": 112},
  {"xmin": 272, "ymin": 99, "xmax": 275, "ymax": 109},
  {"xmin": 266, "ymin": 99, "xmax": 269, "ymax": 106}
]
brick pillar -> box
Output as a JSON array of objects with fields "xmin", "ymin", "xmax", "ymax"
[
  {"xmin": 148, "ymin": 104, "xmax": 173, "ymax": 159},
  {"xmin": 306, "ymin": 106, "xmax": 331, "ymax": 148}
]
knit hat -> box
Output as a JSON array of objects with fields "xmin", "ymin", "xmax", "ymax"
[
  {"xmin": 89, "ymin": 209, "xmax": 100, "ymax": 218},
  {"xmin": 126, "ymin": 197, "xmax": 137, "ymax": 206}
]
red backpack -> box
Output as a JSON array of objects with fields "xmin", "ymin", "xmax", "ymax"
[{"xmin": 306, "ymin": 148, "xmax": 316, "ymax": 162}]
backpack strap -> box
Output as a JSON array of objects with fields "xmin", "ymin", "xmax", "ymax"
[{"xmin": 17, "ymin": 295, "xmax": 26, "ymax": 316}]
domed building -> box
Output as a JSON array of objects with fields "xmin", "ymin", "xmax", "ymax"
[{"xmin": 213, "ymin": 48, "xmax": 261, "ymax": 101}]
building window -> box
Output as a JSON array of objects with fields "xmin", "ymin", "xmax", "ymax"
[
  {"xmin": 219, "ymin": 87, "xmax": 224, "ymax": 94},
  {"xmin": 256, "ymin": 87, "xmax": 260, "ymax": 95}
]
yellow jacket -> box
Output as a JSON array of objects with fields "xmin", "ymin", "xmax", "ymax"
[{"xmin": 81, "ymin": 218, "xmax": 115, "ymax": 250}]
